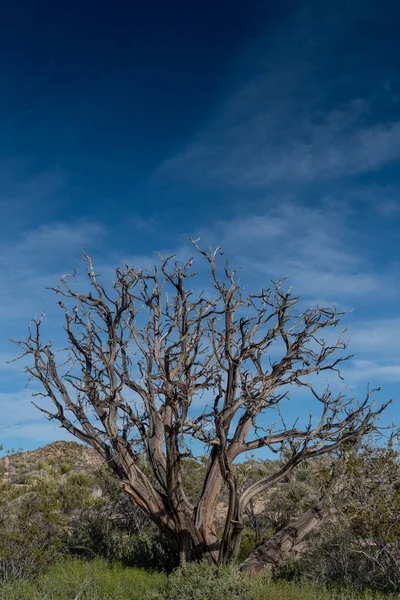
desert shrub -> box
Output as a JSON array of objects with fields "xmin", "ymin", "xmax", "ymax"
[
  {"xmin": 236, "ymin": 528, "xmax": 257, "ymax": 563},
  {"xmin": 160, "ymin": 562, "xmax": 394, "ymax": 600},
  {"xmin": 288, "ymin": 444, "xmax": 400, "ymax": 593},
  {"xmin": 8, "ymin": 472, "xmax": 31, "ymax": 485},
  {"xmin": 66, "ymin": 469, "xmax": 177, "ymax": 570},
  {"xmin": 298, "ymin": 524, "xmax": 400, "ymax": 593},
  {"xmin": 59, "ymin": 461, "xmax": 73, "ymax": 474},
  {"xmin": 67, "ymin": 509, "xmax": 126, "ymax": 560},
  {"xmin": 68, "ymin": 512, "xmax": 178, "ymax": 571},
  {"xmin": 163, "ymin": 562, "xmax": 255, "ymax": 600},
  {"xmin": 0, "ymin": 460, "xmax": 103, "ymax": 583},
  {"xmin": 123, "ymin": 528, "xmax": 179, "ymax": 573},
  {"xmin": 0, "ymin": 486, "xmax": 66, "ymax": 583}
]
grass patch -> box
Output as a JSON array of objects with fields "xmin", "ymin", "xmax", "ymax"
[
  {"xmin": 0, "ymin": 558, "xmax": 166, "ymax": 600},
  {"xmin": 165, "ymin": 562, "xmax": 396, "ymax": 600},
  {"xmin": 0, "ymin": 558, "xmax": 396, "ymax": 600}
]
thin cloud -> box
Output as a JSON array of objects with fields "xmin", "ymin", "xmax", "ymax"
[
  {"xmin": 343, "ymin": 360, "xmax": 400, "ymax": 384},
  {"xmin": 0, "ymin": 220, "xmax": 107, "ymax": 323},
  {"xmin": 160, "ymin": 106, "xmax": 400, "ymax": 188},
  {"xmin": 157, "ymin": 3, "xmax": 400, "ymax": 190},
  {"xmin": 195, "ymin": 203, "xmax": 394, "ymax": 303},
  {"xmin": 348, "ymin": 318, "xmax": 400, "ymax": 354}
]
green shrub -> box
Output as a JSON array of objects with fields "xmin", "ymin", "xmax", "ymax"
[
  {"xmin": 236, "ymin": 529, "xmax": 257, "ymax": 564},
  {"xmin": 163, "ymin": 562, "xmax": 255, "ymax": 600},
  {"xmin": 59, "ymin": 461, "xmax": 73, "ymax": 474},
  {"xmin": 0, "ymin": 486, "xmax": 66, "ymax": 583},
  {"xmin": 124, "ymin": 529, "xmax": 179, "ymax": 573},
  {"xmin": 160, "ymin": 562, "xmax": 395, "ymax": 600}
]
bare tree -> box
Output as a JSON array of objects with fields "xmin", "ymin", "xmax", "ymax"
[{"xmin": 13, "ymin": 242, "xmax": 390, "ymax": 565}]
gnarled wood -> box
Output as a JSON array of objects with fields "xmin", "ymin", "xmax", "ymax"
[
  {"xmin": 240, "ymin": 506, "xmax": 325, "ymax": 573},
  {"xmin": 13, "ymin": 242, "xmax": 390, "ymax": 564}
]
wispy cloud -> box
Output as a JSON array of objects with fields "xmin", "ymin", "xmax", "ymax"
[
  {"xmin": 160, "ymin": 102, "xmax": 400, "ymax": 188},
  {"xmin": 338, "ymin": 319, "xmax": 400, "ymax": 390},
  {"xmin": 0, "ymin": 220, "xmax": 107, "ymax": 324},
  {"xmin": 348, "ymin": 318, "xmax": 400, "ymax": 354},
  {"xmin": 0, "ymin": 390, "xmax": 74, "ymax": 452},
  {"xmin": 0, "ymin": 165, "xmax": 66, "ymax": 203},
  {"xmin": 0, "ymin": 166, "xmax": 68, "ymax": 233},
  {"xmin": 157, "ymin": 2, "xmax": 400, "ymax": 191},
  {"xmin": 343, "ymin": 361, "xmax": 400, "ymax": 385},
  {"xmin": 195, "ymin": 203, "xmax": 396, "ymax": 304}
]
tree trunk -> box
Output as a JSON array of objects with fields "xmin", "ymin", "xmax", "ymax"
[
  {"xmin": 169, "ymin": 517, "xmax": 221, "ymax": 565},
  {"xmin": 176, "ymin": 531, "xmax": 194, "ymax": 565},
  {"xmin": 195, "ymin": 451, "xmax": 223, "ymax": 554},
  {"xmin": 240, "ymin": 506, "xmax": 325, "ymax": 573}
]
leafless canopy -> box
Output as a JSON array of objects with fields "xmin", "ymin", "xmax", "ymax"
[{"xmin": 13, "ymin": 241, "xmax": 390, "ymax": 564}]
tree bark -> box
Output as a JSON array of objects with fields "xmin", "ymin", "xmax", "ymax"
[
  {"xmin": 16, "ymin": 246, "xmax": 390, "ymax": 568},
  {"xmin": 240, "ymin": 506, "xmax": 325, "ymax": 573}
]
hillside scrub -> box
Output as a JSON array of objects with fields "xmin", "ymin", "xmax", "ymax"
[
  {"xmin": 293, "ymin": 444, "xmax": 400, "ymax": 592},
  {"xmin": 0, "ymin": 443, "xmax": 177, "ymax": 581},
  {"xmin": 1, "ymin": 440, "xmax": 400, "ymax": 592}
]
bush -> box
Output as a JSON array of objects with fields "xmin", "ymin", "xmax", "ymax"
[
  {"xmin": 159, "ymin": 562, "xmax": 395, "ymax": 600},
  {"xmin": 69, "ymin": 519, "xmax": 178, "ymax": 572},
  {"xmin": 0, "ymin": 486, "xmax": 66, "ymax": 583},
  {"xmin": 291, "ymin": 445, "xmax": 400, "ymax": 594},
  {"xmin": 124, "ymin": 529, "xmax": 179, "ymax": 573},
  {"xmin": 163, "ymin": 562, "xmax": 255, "ymax": 600},
  {"xmin": 236, "ymin": 528, "xmax": 257, "ymax": 564}
]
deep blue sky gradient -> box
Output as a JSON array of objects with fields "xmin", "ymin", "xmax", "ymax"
[{"xmin": 1, "ymin": 0, "xmax": 400, "ymax": 451}]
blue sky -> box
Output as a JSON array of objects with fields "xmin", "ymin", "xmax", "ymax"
[{"xmin": 1, "ymin": 0, "xmax": 400, "ymax": 452}]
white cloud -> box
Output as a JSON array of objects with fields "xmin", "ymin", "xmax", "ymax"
[
  {"xmin": 156, "ymin": 3, "xmax": 400, "ymax": 190},
  {"xmin": 348, "ymin": 318, "xmax": 400, "ymax": 354},
  {"xmin": 0, "ymin": 220, "xmax": 107, "ymax": 324},
  {"xmin": 0, "ymin": 388, "xmax": 76, "ymax": 452},
  {"xmin": 377, "ymin": 199, "xmax": 400, "ymax": 216},
  {"xmin": 343, "ymin": 360, "xmax": 400, "ymax": 384},
  {"xmin": 328, "ymin": 318, "xmax": 400, "ymax": 388},
  {"xmin": 0, "ymin": 220, "xmax": 109, "ymax": 415},
  {"xmin": 0, "ymin": 220, "xmax": 106, "ymax": 266},
  {"xmin": 160, "ymin": 107, "xmax": 400, "ymax": 188},
  {"xmin": 0, "ymin": 166, "xmax": 66, "ymax": 207},
  {"xmin": 195, "ymin": 203, "xmax": 393, "ymax": 303}
]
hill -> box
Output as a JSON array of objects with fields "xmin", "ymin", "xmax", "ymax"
[{"xmin": 1, "ymin": 440, "xmax": 103, "ymax": 485}]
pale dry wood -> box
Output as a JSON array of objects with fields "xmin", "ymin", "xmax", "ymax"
[{"xmin": 12, "ymin": 242, "xmax": 390, "ymax": 564}]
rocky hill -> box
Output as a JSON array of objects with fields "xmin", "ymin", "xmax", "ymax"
[
  {"xmin": 0, "ymin": 441, "xmax": 268, "ymax": 522},
  {"xmin": 0, "ymin": 440, "xmax": 103, "ymax": 485}
]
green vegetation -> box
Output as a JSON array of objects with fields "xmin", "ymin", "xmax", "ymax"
[
  {"xmin": 0, "ymin": 558, "xmax": 166, "ymax": 600},
  {"xmin": 1, "ymin": 441, "xmax": 400, "ymax": 598},
  {"xmin": 0, "ymin": 559, "xmax": 395, "ymax": 600}
]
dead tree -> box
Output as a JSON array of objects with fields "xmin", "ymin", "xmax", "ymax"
[
  {"xmin": 240, "ymin": 504, "xmax": 326, "ymax": 573},
  {"xmin": 13, "ymin": 242, "xmax": 390, "ymax": 565}
]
